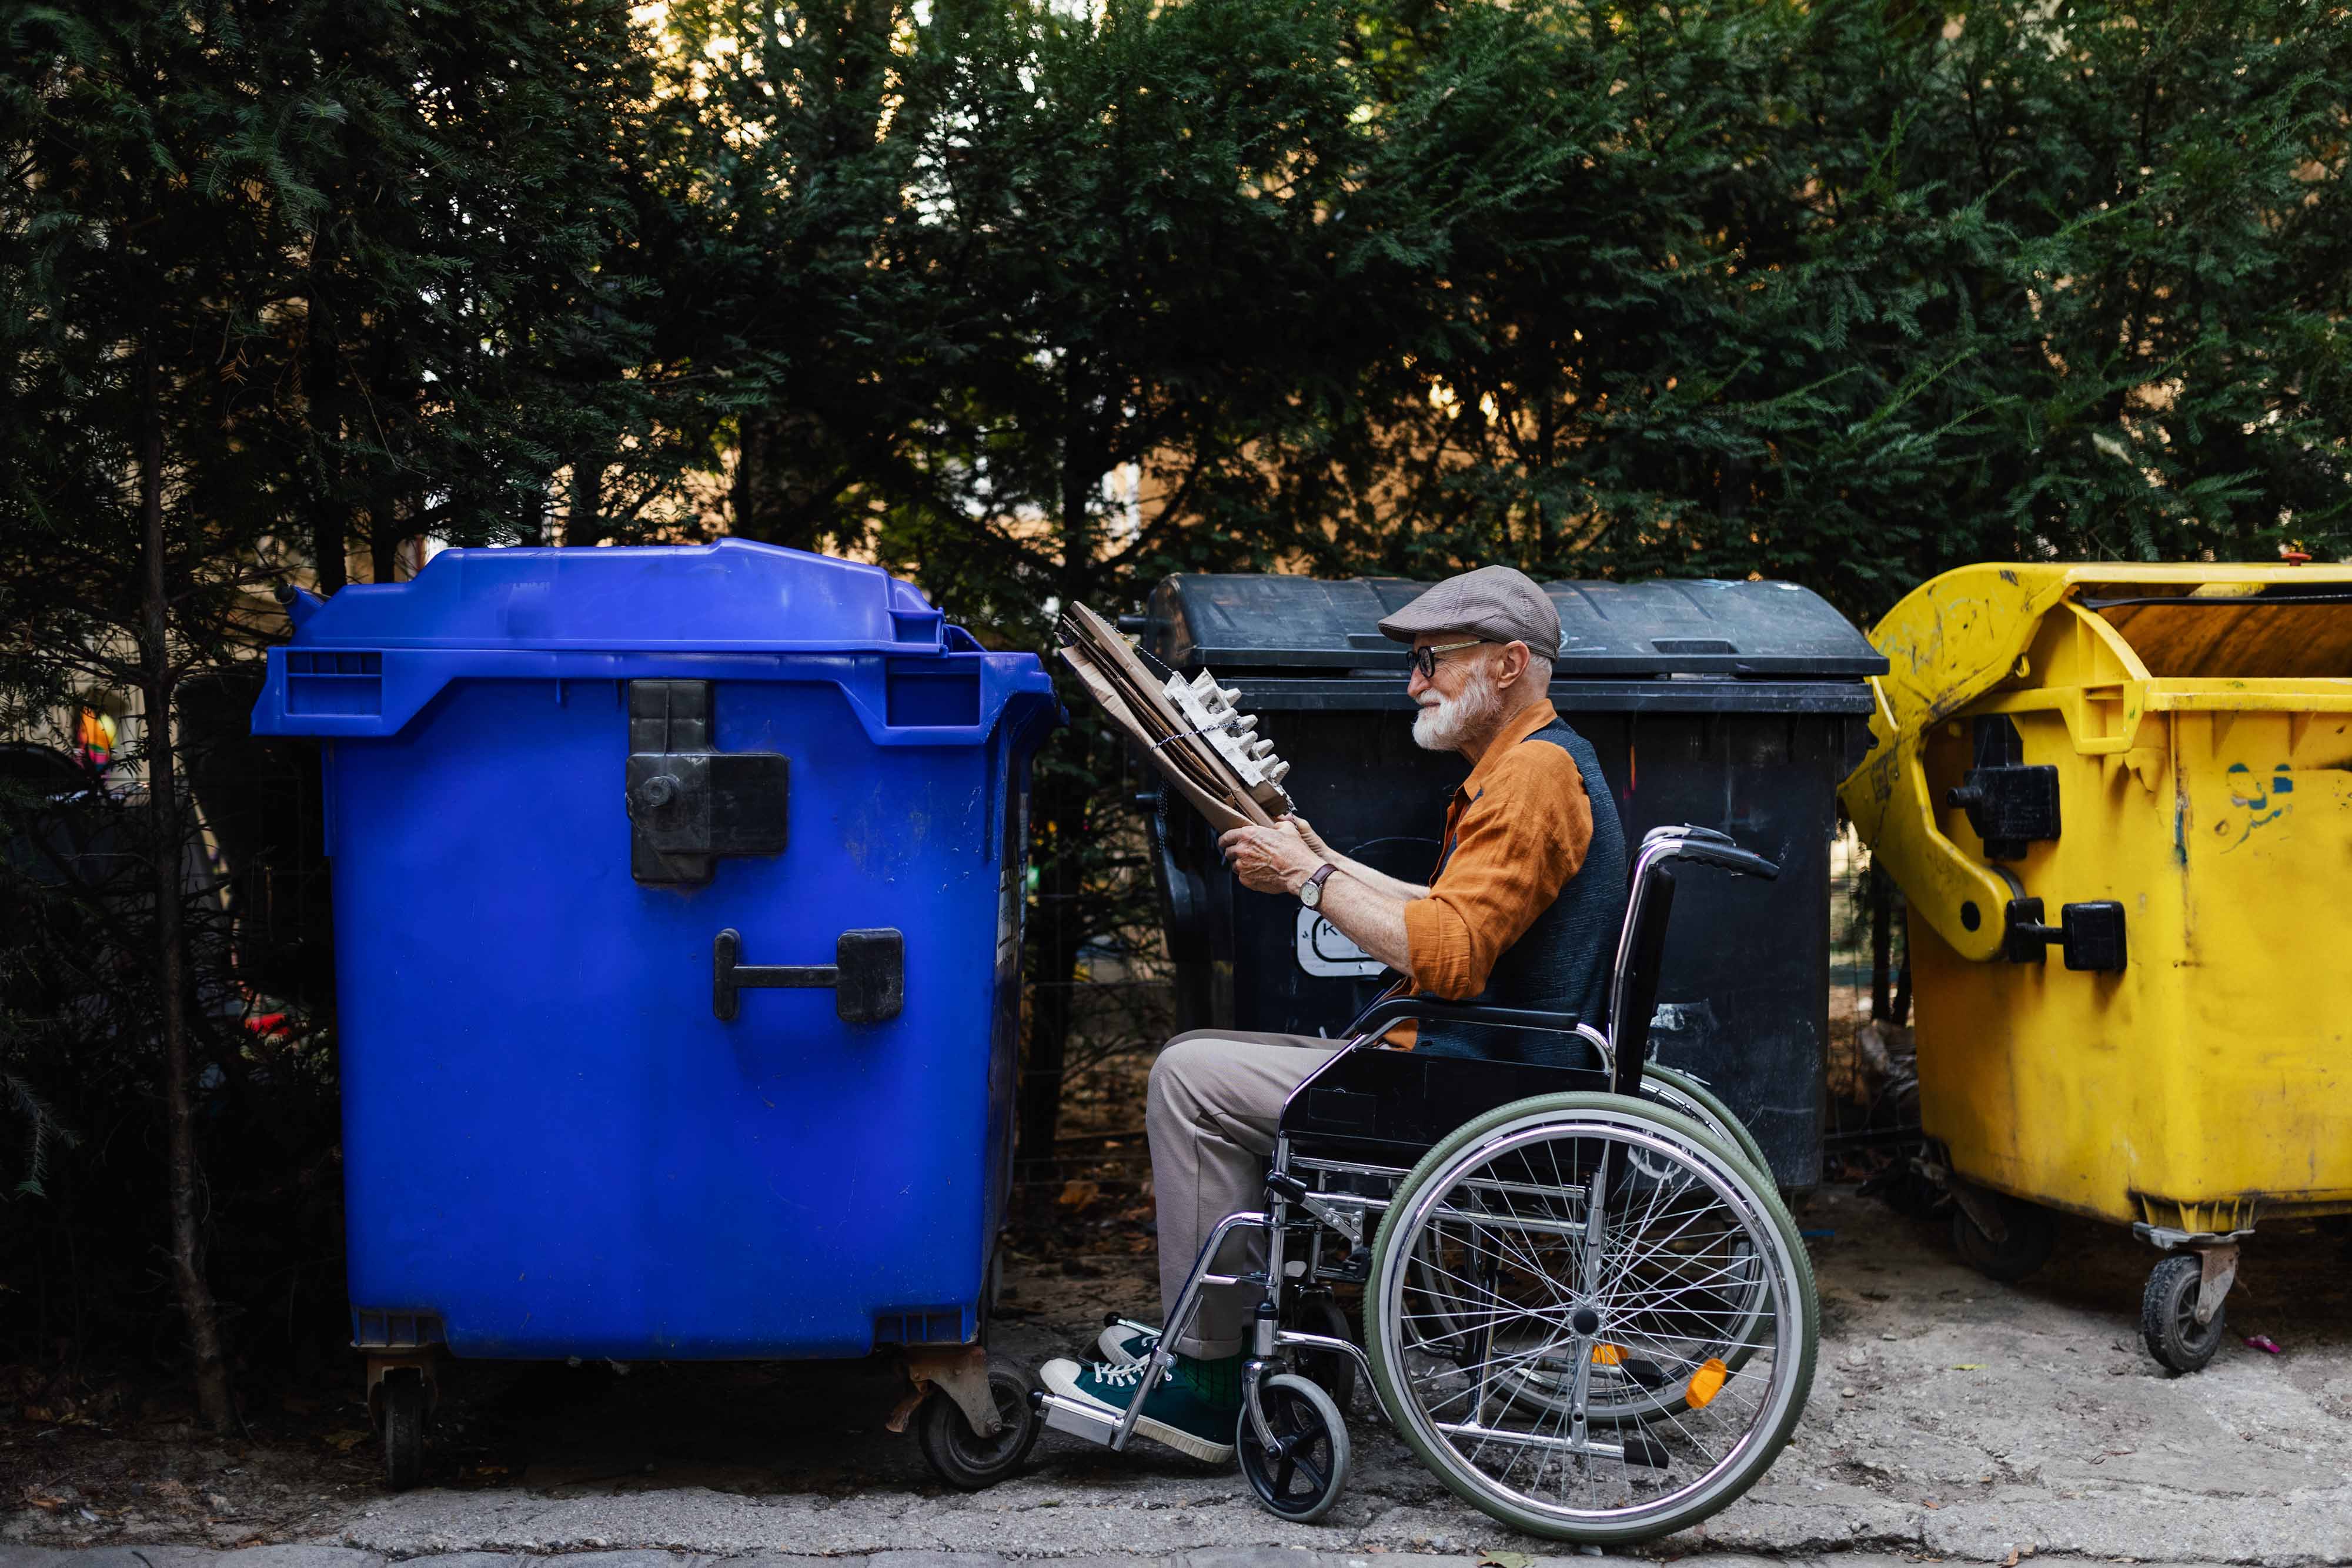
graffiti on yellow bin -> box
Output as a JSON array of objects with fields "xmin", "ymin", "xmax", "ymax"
[{"xmin": 2221, "ymin": 760, "xmax": 2294, "ymax": 851}]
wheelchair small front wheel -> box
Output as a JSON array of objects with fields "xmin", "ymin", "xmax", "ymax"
[
  {"xmin": 1238, "ymin": 1372, "xmax": 1351, "ymax": 1523},
  {"xmin": 916, "ymin": 1354, "xmax": 1043, "ymax": 1490}
]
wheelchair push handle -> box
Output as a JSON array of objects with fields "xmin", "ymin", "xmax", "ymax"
[
  {"xmin": 1643, "ymin": 823, "xmax": 1779, "ymax": 879},
  {"xmin": 1670, "ymin": 840, "xmax": 1780, "ymax": 881}
]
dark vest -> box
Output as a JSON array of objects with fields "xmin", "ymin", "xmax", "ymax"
[{"xmin": 1417, "ymin": 719, "xmax": 1628, "ymax": 1066}]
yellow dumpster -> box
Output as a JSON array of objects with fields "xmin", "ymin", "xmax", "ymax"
[{"xmin": 1840, "ymin": 562, "xmax": 2352, "ymax": 1372}]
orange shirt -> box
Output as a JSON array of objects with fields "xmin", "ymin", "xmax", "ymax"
[{"xmin": 1401, "ymin": 698, "xmax": 1597, "ymax": 1000}]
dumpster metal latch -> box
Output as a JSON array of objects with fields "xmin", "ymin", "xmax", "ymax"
[
  {"xmin": 626, "ymin": 680, "xmax": 789, "ymax": 885},
  {"xmin": 714, "ymin": 927, "xmax": 904, "ymax": 1024},
  {"xmin": 1946, "ymin": 714, "xmax": 2060, "ymax": 860},
  {"xmin": 2003, "ymin": 897, "xmax": 2127, "ymax": 971}
]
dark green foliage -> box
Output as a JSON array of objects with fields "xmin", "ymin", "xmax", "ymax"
[
  {"xmin": 0, "ymin": 0, "xmax": 706, "ymax": 1410},
  {"xmin": 1309, "ymin": 0, "xmax": 2352, "ymax": 614}
]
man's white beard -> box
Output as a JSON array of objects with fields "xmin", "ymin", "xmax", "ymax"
[{"xmin": 1414, "ymin": 665, "xmax": 1501, "ymax": 752}]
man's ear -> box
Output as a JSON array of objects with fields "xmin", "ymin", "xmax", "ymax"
[{"xmin": 1494, "ymin": 640, "xmax": 1532, "ymax": 690}]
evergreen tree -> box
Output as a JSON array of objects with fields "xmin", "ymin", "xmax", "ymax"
[
  {"xmin": 876, "ymin": 0, "xmax": 1382, "ymax": 1160},
  {"xmin": 1309, "ymin": 0, "xmax": 2352, "ymax": 616},
  {"xmin": 1, "ymin": 0, "xmax": 707, "ymax": 1422},
  {"xmin": 266, "ymin": 0, "xmax": 706, "ymax": 577},
  {"xmin": 2, "ymin": 0, "xmax": 296, "ymax": 1431}
]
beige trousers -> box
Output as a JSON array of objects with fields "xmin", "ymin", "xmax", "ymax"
[{"xmin": 1145, "ymin": 1029, "xmax": 1341, "ymax": 1358}]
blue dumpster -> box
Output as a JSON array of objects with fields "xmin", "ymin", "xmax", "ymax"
[{"xmin": 253, "ymin": 540, "xmax": 1059, "ymax": 1477}]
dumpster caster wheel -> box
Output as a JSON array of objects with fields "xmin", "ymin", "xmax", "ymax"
[
  {"xmin": 1950, "ymin": 1194, "xmax": 2056, "ymax": 1283},
  {"xmin": 917, "ymin": 1354, "xmax": 1041, "ymax": 1490},
  {"xmin": 1238, "ymin": 1372, "xmax": 1349, "ymax": 1523},
  {"xmin": 379, "ymin": 1372, "xmax": 426, "ymax": 1490},
  {"xmin": 2142, "ymin": 1254, "xmax": 2227, "ymax": 1375},
  {"xmin": 1284, "ymin": 1295, "xmax": 1358, "ymax": 1413}
]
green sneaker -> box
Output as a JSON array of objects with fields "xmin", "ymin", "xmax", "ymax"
[{"xmin": 1038, "ymin": 1353, "xmax": 1240, "ymax": 1463}]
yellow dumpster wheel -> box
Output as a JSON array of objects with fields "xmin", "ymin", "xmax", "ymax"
[
  {"xmin": 2140, "ymin": 1255, "xmax": 2229, "ymax": 1375},
  {"xmin": 1949, "ymin": 1192, "xmax": 2058, "ymax": 1285}
]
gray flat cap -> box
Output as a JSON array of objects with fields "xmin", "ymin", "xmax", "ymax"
[{"xmin": 1379, "ymin": 564, "xmax": 1561, "ymax": 653}]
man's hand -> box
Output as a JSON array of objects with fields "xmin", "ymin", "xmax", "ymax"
[{"xmin": 1219, "ymin": 818, "xmax": 1324, "ymax": 896}]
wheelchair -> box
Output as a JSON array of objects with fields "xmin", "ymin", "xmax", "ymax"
[{"xmin": 1035, "ymin": 826, "xmax": 1820, "ymax": 1545}]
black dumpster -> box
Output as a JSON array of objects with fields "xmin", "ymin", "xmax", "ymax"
[{"xmin": 1141, "ymin": 574, "xmax": 1886, "ymax": 1188}]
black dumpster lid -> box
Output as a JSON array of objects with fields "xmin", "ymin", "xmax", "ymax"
[{"xmin": 1145, "ymin": 575, "xmax": 1887, "ymax": 678}]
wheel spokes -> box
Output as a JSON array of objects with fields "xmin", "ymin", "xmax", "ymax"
[{"xmin": 1375, "ymin": 1111, "xmax": 1808, "ymax": 1528}]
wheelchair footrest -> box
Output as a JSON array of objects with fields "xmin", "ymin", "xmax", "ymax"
[{"xmin": 1033, "ymin": 1389, "xmax": 1122, "ymax": 1446}]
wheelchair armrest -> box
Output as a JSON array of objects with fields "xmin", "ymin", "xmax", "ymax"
[{"xmin": 1340, "ymin": 993, "xmax": 1582, "ymax": 1041}]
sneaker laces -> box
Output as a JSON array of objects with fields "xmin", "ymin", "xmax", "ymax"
[{"xmin": 1090, "ymin": 1360, "xmax": 1149, "ymax": 1387}]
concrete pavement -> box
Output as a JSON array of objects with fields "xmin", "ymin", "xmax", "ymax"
[{"xmin": 8, "ymin": 1188, "xmax": 2350, "ymax": 1564}]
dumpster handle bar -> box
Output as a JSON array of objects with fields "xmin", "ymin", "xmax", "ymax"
[{"xmin": 714, "ymin": 927, "xmax": 905, "ymax": 1025}]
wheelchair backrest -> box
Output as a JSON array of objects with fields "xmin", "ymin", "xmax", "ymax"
[{"xmin": 1605, "ymin": 851, "xmax": 1678, "ymax": 1093}]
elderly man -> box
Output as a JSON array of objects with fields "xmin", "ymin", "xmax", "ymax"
[{"xmin": 1037, "ymin": 565, "xmax": 1629, "ymax": 1462}]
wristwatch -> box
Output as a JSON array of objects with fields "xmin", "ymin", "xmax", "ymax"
[{"xmin": 1299, "ymin": 863, "xmax": 1338, "ymax": 910}]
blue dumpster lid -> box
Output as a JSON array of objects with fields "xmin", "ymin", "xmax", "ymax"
[
  {"xmin": 253, "ymin": 541, "xmax": 1064, "ymax": 747},
  {"xmin": 278, "ymin": 539, "xmax": 963, "ymax": 653},
  {"xmin": 1146, "ymin": 574, "xmax": 1887, "ymax": 678}
]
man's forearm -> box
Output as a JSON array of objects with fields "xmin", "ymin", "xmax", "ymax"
[
  {"xmin": 1315, "ymin": 872, "xmax": 1414, "ymax": 974},
  {"xmin": 1327, "ymin": 853, "xmax": 1430, "ymax": 905}
]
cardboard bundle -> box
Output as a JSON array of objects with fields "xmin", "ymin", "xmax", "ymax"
[{"xmin": 1057, "ymin": 602, "xmax": 1295, "ymax": 834}]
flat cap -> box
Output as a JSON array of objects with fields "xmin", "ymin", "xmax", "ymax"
[{"xmin": 1379, "ymin": 564, "xmax": 1561, "ymax": 654}]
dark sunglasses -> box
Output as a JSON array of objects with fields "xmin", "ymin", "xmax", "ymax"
[{"xmin": 1407, "ymin": 638, "xmax": 1485, "ymax": 680}]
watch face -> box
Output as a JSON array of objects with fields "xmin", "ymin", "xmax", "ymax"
[{"xmin": 1300, "ymin": 879, "xmax": 1321, "ymax": 908}]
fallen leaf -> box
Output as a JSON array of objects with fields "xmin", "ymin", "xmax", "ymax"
[
  {"xmin": 324, "ymin": 1429, "xmax": 370, "ymax": 1452},
  {"xmin": 1951, "ymin": 1363, "xmax": 1984, "ymax": 1371},
  {"xmin": 1057, "ymin": 1179, "xmax": 1100, "ymax": 1210},
  {"xmin": 1481, "ymin": 1553, "xmax": 1536, "ymax": 1568}
]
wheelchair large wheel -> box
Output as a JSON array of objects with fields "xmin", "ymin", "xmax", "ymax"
[
  {"xmin": 1402, "ymin": 1074, "xmax": 1774, "ymax": 1427},
  {"xmin": 1366, "ymin": 1092, "xmax": 1816, "ymax": 1546},
  {"xmin": 1639, "ymin": 1064, "xmax": 1770, "ymax": 1179}
]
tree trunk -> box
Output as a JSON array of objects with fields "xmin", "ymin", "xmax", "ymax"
[
  {"xmin": 568, "ymin": 450, "xmax": 602, "ymax": 545},
  {"xmin": 1892, "ymin": 920, "xmax": 1912, "ymax": 1031},
  {"xmin": 1017, "ymin": 768, "xmax": 1091, "ymax": 1183},
  {"xmin": 729, "ymin": 408, "xmax": 831, "ymax": 552},
  {"xmin": 1869, "ymin": 864, "xmax": 1892, "ymax": 1023},
  {"xmin": 303, "ymin": 233, "xmax": 347, "ymax": 594},
  {"xmin": 368, "ymin": 526, "xmax": 400, "ymax": 585},
  {"xmin": 519, "ymin": 475, "xmax": 550, "ymax": 549},
  {"xmin": 138, "ymin": 340, "xmax": 235, "ymax": 1435},
  {"xmin": 1013, "ymin": 426, "xmax": 1103, "ymax": 1181}
]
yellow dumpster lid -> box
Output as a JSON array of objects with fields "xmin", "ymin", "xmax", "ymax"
[
  {"xmin": 1839, "ymin": 560, "xmax": 2352, "ymax": 964},
  {"xmin": 1865, "ymin": 563, "xmax": 2352, "ymax": 738}
]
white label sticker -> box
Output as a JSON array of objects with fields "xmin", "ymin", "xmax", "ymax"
[{"xmin": 1295, "ymin": 907, "xmax": 1384, "ymax": 978}]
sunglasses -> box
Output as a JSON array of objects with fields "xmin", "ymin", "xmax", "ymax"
[{"xmin": 1407, "ymin": 638, "xmax": 1486, "ymax": 680}]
